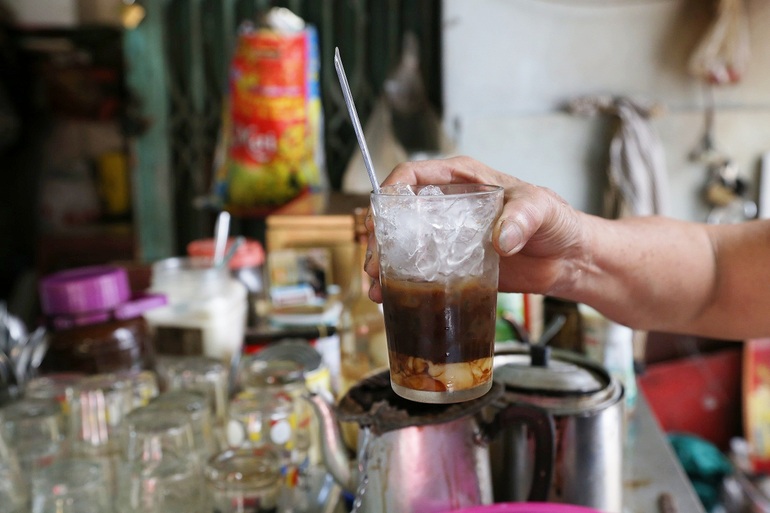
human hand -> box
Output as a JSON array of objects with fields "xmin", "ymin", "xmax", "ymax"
[{"xmin": 364, "ymin": 156, "xmax": 587, "ymax": 302}]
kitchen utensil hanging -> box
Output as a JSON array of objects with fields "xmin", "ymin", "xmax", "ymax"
[{"xmin": 690, "ymin": 85, "xmax": 756, "ymax": 224}]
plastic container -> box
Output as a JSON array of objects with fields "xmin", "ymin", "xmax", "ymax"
[
  {"xmin": 144, "ymin": 257, "xmax": 248, "ymax": 365},
  {"xmin": 38, "ymin": 266, "xmax": 166, "ymax": 375},
  {"xmin": 187, "ymin": 237, "xmax": 266, "ymax": 327}
]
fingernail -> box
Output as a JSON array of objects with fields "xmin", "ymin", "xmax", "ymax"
[{"xmin": 498, "ymin": 219, "xmax": 524, "ymax": 254}]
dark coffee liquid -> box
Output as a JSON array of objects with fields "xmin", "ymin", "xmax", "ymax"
[{"xmin": 381, "ymin": 278, "xmax": 497, "ymax": 363}]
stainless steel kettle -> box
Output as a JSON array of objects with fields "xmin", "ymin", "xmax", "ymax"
[
  {"xmin": 307, "ymin": 370, "xmax": 554, "ymax": 513},
  {"xmin": 491, "ymin": 344, "xmax": 625, "ymax": 513}
]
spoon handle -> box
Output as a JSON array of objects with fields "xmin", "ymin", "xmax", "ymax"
[
  {"xmin": 334, "ymin": 47, "xmax": 380, "ymax": 194},
  {"xmin": 213, "ymin": 211, "xmax": 231, "ymax": 267}
]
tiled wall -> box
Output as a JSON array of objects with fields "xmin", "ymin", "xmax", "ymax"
[{"xmin": 443, "ymin": 0, "xmax": 770, "ymax": 221}]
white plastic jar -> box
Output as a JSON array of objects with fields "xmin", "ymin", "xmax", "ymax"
[{"xmin": 144, "ymin": 257, "xmax": 248, "ymax": 366}]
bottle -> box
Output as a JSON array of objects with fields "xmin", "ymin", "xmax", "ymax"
[{"xmin": 337, "ymin": 208, "xmax": 388, "ymax": 396}]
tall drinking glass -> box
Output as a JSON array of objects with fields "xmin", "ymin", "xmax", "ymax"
[{"xmin": 370, "ymin": 183, "xmax": 503, "ymax": 403}]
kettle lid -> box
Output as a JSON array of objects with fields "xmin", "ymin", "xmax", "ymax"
[{"xmin": 493, "ymin": 350, "xmax": 607, "ymax": 396}]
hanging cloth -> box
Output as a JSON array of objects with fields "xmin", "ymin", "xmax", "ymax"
[{"xmin": 568, "ymin": 95, "xmax": 669, "ymax": 219}]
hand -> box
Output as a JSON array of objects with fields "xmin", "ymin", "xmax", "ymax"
[{"xmin": 364, "ymin": 156, "xmax": 588, "ymax": 302}]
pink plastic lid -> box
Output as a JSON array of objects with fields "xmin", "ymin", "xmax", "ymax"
[
  {"xmin": 439, "ymin": 504, "xmax": 603, "ymax": 513},
  {"xmin": 39, "ymin": 266, "xmax": 131, "ymax": 315},
  {"xmin": 187, "ymin": 237, "xmax": 265, "ymax": 269}
]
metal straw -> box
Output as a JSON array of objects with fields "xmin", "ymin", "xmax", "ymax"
[{"xmin": 334, "ymin": 47, "xmax": 380, "ymax": 193}]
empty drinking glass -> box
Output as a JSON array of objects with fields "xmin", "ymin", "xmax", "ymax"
[
  {"xmin": 31, "ymin": 458, "xmax": 113, "ymax": 513},
  {"xmin": 68, "ymin": 373, "xmax": 136, "ymax": 497},
  {"xmin": 116, "ymin": 408, "xmax": 204, "ymax": 513},
  {"xmin": 0, "ymin": 397, "xmax": 65, "ymax": 476},
  {"xmin": 0, "ymin": 430, "xmax": 28, "ymax": 513},
  {"xmin": 118, "ymin": 369, "xmax": 160, "ymax": 408},
  {"xmin": 204, "ymin": 447, "xmax": 282, "ymax": 513},
  {"xmin": 159, "ymin": 355, "xmax": 229, "ymax": 422},
  {"xmin": 69, "ymin": 373, "xmax": 135, "ymax": 455},
  {"xmin": 145, "ymin": 389, "xmax": 217, "ymax": 460}
]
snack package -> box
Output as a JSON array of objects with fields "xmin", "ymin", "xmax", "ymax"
[{"xmin": 214, "ymin": 9, "xmax": 324, "ymax": 212}]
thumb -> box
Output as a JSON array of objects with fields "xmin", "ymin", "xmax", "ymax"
[{"xmin": 495, "ymin": 217, "xmax": 527, "ymax": 256}]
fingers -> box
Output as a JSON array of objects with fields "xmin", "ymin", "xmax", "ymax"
[
  {"xmin": 382, "ymin": 156, "xmax": 518, "ymax": 188},
  {"xmin": 494, "ymin": 183, "xmax": 578, "ymax": 258},
  {"xmin": 364, "ymin": 211, "xmax": 383, "ymax": 303},
  {"xmin": 366, "ymin": 156, "xmax": 574, "ymax": 297},
  {"xmin": 368, "ymin": 277, "xmax": 382, "ymax": 303}
]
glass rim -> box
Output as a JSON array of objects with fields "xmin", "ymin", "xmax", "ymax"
[{"xmin": 372, "ymin": 183, "xmax": 503, "ymax": 198}]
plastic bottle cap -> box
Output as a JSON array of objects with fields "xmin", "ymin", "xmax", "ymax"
[{"xmin": 187, "ymin": 237, "xmax": 265, "ymax": 269}]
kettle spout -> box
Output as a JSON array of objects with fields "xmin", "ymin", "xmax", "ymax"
[{"xmin": 304, "ymin": 391, "xmax": 358, "ymax": 492}]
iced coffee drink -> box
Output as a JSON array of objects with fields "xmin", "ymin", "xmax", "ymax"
[{"xmin": 371, "ymin": 183, "xmax": 503, "ymax": 403}]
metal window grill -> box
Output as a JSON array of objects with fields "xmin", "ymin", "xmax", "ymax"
[{"xmin": 125, "ymin": 0, "xmax": 442, "ymax": 261}]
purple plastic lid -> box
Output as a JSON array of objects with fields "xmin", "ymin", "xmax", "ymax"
[{"xmin": 39, "ymin": 265, "xmax": 132, "ymax": 315}]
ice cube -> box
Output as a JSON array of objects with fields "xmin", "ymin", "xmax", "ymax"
[
  {"xmin": 417, "ymin": 185, "xmax": 443, "ymax": 196},
  {"xmin": 385, "ymin": 183, "xmax": 415, "ymax": 196}
]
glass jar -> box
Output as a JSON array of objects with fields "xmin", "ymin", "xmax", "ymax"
[
  {"xmin": 226, "ymin": 391, "xmax": 295, "ymax": 459},
  {"xmin": 238, "ymin": 359, "xmax": 311, "ymax": 466},
  {"xmin": 187, "ymin": 237, "xmax": 267, "ymax": 327},
  {"xmin": 38, "ymin": 266, "xmax": 166, "ymax": 375},
  {"xmin": 144, "ymin": 257, "xmax": 248, "ymax": 366}
]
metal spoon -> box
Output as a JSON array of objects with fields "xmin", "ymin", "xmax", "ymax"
[
  {"xmin": 334, "ymin": 47, "xmax": 380, "ymax": 193},
  {"xmin": 218, "ymin": 236, "xmax": 245, "ymax": 269},
  {"xmin": 213, "ymin": 211, "xmax": 231, "ymax": 267}
]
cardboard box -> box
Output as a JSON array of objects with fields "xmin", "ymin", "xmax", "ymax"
[{"xmin": 266, "ymin": 192, "xmax": 370, "ymax": 299}]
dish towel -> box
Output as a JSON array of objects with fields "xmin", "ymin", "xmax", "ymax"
[{"xmin": 568, "ymin": 95, "xmax": 669, "ymax": 219}]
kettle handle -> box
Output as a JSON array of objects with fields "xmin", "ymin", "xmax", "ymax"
[{"xmin": 483, "ymin": 401, "xmax": 555, "ymax": 502}]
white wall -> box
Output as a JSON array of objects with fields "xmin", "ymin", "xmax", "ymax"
[{"xmin": 442, "ymin": 0, "xmax": 770, "ymax": 220}]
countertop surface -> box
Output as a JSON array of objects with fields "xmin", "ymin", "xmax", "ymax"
[{"xmin": 624, "ymin": 390, "xmax": 707, "ymax": 513}]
